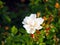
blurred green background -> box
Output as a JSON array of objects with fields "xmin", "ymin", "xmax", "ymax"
[{"xmin": 0, "ymin": 0, "xmax": 60, "ymax": 45}]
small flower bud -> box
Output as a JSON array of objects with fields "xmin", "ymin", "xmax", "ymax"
[
  {"xmin": 55, "ymin": 2, "xmax": 60, "ymax": 8},
  {"xmin": 36, "ymin": 12, "xmax": 41, "ymax": 18},
  {"xmin": 5, "ymin": 26, "xmax": 9, "ymax": 30},
  {"xmin": 43, "ymin": 16, "xmax": 48, "ymax": 21},
  {"xmin": 30, "ymin": 34, "xmax": 35, "ymax": 38}
]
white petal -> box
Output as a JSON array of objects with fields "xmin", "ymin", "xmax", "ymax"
[
  {"xmin": 36, "ymin": 17, "xmax": 44, "ymax": 25},
  {"xmin": 30, "ymin": 14, "xmax": 36, "ymax": 19},
  {"xmin": 23, "ymin": 25, "xmax": 35, "ymax": 34},
  {"xmin": 22, "ymin": 16, "xmax": 30, "ymax": 24},
  {"xmin": 36, "ymin": 26, "xmax": 43, "ymax": 30},
  {"xmin": 29, "ymin": 28, "xmax": 36, "ymax": 34},
  {"xmin": 22, "ymin": 14, "xmax": 36, "ymax": 25},
  {"xmin": 34, "ymin": 25, "xmax": 43, "ymax": 30},
  {"xmin": 23, "ymin": 25, "xmax": 30, "ymax": 33}
]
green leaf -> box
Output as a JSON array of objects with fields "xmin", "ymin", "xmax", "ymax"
[
  {"xmin": 3, "ymin": 15, "xmax": 11, "ymax": 23},
  {"xmin": 0, "ymin": 1, "xmax": 4, "ymax": 5},
  {"xmin": 5, "ymin": 36, "xmax": 13, "ymax": 45},
  {"xmin": 50, "ymin": 28, "xmax": 55, "ymax": 32},
  {"xmin": 19, "ymin": 28, "xmax": 26, "ymax": 34},
  {"xmin": 40, "ymin": 30, "xmax": 45, "ymax": 35},
  {"xmin": 39, "ymin": 43, "xmax": 46, "ymax": 45},
  {"xmin": 11, "ymin": 26, "xmax": 18, "ymax": 35},
  {"xmin": 46, "ymin": 32, "xmax": 54, "ymax": 39}
]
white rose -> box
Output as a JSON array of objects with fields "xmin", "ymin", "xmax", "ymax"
[{"xmin": 22, "ymin": 14, "xmax": 44, "ymax": 34}]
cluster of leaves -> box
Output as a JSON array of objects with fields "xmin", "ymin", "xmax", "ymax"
[{"xmin": 0, "ymin": 0, "xmax": 60, "ymax": 45}]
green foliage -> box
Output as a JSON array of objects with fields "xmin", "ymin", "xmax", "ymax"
[
  {"xmin": 11, "ymin": 26, "xmax": 18, "ymax": 35},
  {"xmin": 0, "ymin": 0, "xmax": 4, "ymax": 5},
  {"xmin": 3, "ymin": 15, "xmax": 11, "ymax": 23},
  {"xmin": 0, "ymin": 0, "xmax": 60, "ymax": 45}
]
